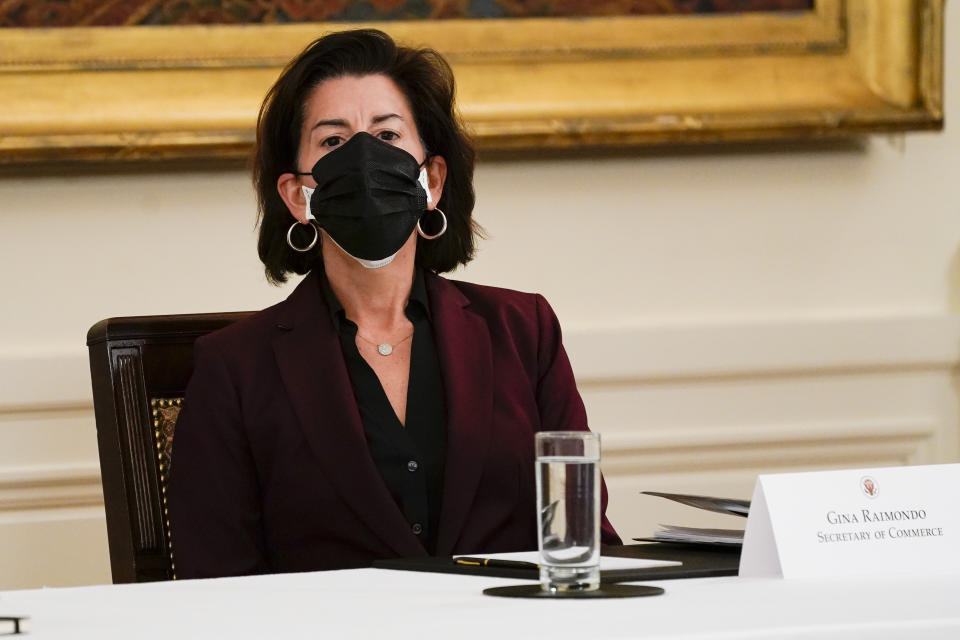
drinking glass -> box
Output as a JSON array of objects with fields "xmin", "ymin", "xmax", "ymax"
[{"xmin": 535, "ymin": 431, "xmax": 601, "ymax": 592}]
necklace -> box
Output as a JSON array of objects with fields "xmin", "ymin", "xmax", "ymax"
[{"xmin": 355, "ymin": 330, "xmax": 414, "ymax": 356}]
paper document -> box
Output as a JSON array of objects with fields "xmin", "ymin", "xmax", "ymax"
[
  {"xmin": 641, "ymin": 491, "xmax": 750, "ymax": 517},
  {"xmin": 638, "ymin": 525, "xmax": 744, "ymax": 546},
  {"xmin": 455, "ymin": 551, "xmax": 681, "ymax": 570}
]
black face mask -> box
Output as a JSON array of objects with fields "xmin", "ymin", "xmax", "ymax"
[{"xmin": 297, "ymin": 132, "xmax": 429, "ymax": 268}]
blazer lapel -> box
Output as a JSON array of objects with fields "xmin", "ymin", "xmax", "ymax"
[
  {"xmin": 426, "ymin": 274, "xmax": 494, "ymax": 555},
  {"xmin": 272, "ymin": 272, "xmax": 426, "ymax": 558}
]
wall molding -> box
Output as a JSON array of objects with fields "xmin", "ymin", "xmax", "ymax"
[
  {"xmin": 565, "ymin": 313, "xmax": 960, "ymax": 383},
  {"xmin": 0, "ymin": 464, "xmax": 103, "ymax": 513},
  {"xmin": 0, "ymin": 312, "xmax": 956, "ymax": 513},
  {"xmin": 0, "ymin": 420, "xmax": 938, "ymax": 512},
  {"xmin": 600, "ymin": 418, "xmax": 938, "ymax": 476},
  {"xmin": 0, "ymin": 351, "xmax": 92, "ymax": 410},
  {"xmin": 2, "ymin": 313, "xmax": 959, "ymax": 410}
]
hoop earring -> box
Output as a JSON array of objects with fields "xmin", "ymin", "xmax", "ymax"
[
  {"xmin": 287, "ymin": 221, "xmax": 319, "ymax": 252},
  {"xmin": 417, "ymin": 208, "xmax": 447, "ymax": 240}
]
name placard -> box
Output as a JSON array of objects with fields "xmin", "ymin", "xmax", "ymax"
[{"xmin": 739, "ymin": 463, "xmax": 960, "ymax": 579}]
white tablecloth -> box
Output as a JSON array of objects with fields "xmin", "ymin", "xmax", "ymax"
[{"xmin": 1, "ymin": 568, "xmax": 958, "ymax": 639}]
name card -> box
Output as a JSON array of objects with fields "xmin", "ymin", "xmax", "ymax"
[{"xmin": 739, "ymin": 463, "xmax": 960, "ymax": 579}]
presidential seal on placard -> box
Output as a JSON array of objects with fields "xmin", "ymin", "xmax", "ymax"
[{"xmin": 860, "ymin": 476, "xmax": 879, "ymax": 498}]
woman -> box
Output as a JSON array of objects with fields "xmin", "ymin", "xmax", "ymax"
[{"xmin": 169, "ymin": 29, "xmax": 620, "ymax": 579}]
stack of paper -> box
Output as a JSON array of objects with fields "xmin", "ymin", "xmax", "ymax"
[
  {"xmin": 648, "ymin": 524, "xmax": 744, "ymax": 546},
  {"xmin": 642, "ymin": 491, "xmax": 750, "ymax": 517},
  {"xmin": 637, "ymin": 491, "xmax": 749, "ymax": 548}
]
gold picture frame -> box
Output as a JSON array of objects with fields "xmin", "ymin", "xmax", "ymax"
[{"xmin": 0, "ymin": 0, "xmax": 944, "ymax": 163}]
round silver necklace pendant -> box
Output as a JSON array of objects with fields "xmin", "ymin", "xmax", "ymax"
[{"xmin": 377, "ymin": 343, "xmax": 393, "ymax": 356}]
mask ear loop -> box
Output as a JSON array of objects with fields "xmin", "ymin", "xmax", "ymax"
[
  {"xmin": 416, "ymin": 153, "xmax": 442, "ymax": 239},
  {"xmin": 417, "ymin": 153, "xmax": 447, "ymax": 240},
  {"xmin": 286, "ymin": 178, "xmax": 320, "ymax": 252},
  {"xmin": 418, "ymin": 155, "xmax": 434, "ymax": 208}
]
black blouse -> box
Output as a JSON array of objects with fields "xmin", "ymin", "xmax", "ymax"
[{"xmin": 321, "ymin": 269, "xmax": 447, "ymax": 554}]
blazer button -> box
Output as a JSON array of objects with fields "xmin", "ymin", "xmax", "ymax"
[
  {"xmin": 412, "ymin": 523, "xmax": 423, "ymax": 535},
  {"xmin": 407, "ymin": 460, "xmax": 419, "ymax": 472}
]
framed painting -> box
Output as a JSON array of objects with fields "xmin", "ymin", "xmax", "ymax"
[{"xmin": 0, "ymin": 0, "xmax": 944, "ymax": 163}]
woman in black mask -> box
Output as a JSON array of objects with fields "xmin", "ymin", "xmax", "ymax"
[{"xmin": 169, "ymin": 28, "xmax": 620, "ymax": 579}]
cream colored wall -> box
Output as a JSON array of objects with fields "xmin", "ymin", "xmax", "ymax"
[{"xmin": 0, "ymin": 6, "xmax": 957, "ymax": 590}]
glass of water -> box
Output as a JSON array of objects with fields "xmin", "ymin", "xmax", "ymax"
[{"xmin": 535, "ymin": 431, "xmax": 601, "ymax": 592}]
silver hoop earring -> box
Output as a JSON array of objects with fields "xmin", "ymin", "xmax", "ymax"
[
  {"xmin": 417, "ymin": 208, "xmax": 447, "ymax": 240},
  {"xmin": 287, "ymin": 221, "xmax": 319, "ymax": 252}
]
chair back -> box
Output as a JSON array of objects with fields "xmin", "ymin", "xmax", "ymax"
[{"xmin": 86, "ymin": 312, "xmax": 251, "ymax": 583}]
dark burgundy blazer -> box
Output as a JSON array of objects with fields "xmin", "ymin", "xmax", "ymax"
[{"xmin": 169, "ymin": 270, "xmax": 620, "ymax": 579}]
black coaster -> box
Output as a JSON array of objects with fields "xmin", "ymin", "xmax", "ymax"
[{"xmin": 482, "ymin": 584, "xmax": 664, "ymax": 599}]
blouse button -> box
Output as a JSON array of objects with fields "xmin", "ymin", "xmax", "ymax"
[
  {"xmin": 412, "ymin": 523, "xmax": 423, "ymax": 535},
  {"xmin": 407, "ymin": 460, "xmax": 419, "ymax": 472}
]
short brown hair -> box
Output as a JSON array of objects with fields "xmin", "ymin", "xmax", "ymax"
[{"xmin": 253, "ymin": 29, "xmax": 479, "ymax": 284}]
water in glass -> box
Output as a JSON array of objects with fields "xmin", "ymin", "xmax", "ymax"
[{"xmin": 536, "ymin": 454, "xmax": 600, "ymax": 591}]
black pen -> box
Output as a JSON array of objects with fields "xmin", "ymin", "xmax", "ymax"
[{"xmin": 454, "ymin": 556, "xmax": 539, "ymax": 570}]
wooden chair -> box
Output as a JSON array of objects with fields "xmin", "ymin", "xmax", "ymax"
[{"xmin": 86, "ymin": 312, "xmax": 251, "ymax": 583}]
